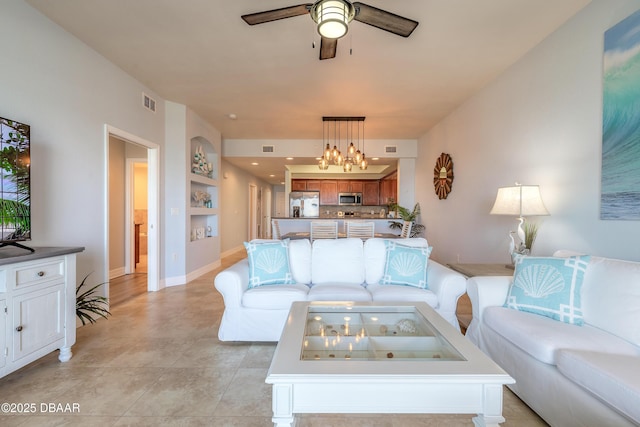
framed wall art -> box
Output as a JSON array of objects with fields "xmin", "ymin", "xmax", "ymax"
[{"xmin": 601, "ymin": 9, "xmax": 640, "ymax": 220}]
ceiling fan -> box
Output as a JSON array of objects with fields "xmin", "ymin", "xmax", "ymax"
[{"xmin": 241, "ymin": 0, "xmax": 419, "ymax": 60}]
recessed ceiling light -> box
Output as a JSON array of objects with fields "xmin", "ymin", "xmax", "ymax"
[
  {"xmin": 280, "ymin": 181, "xmax": 285, "ymax": 185},
  {"xmin": 315, "ymin": 157, "xmax": 321, "ymax": 160},
  {"xmin": 228, "ymin": 113, "xmax": 237, "ymax": 120},
  {"xmin": 371, "ymin": 157, "xmax": 379, "ymax": 160},
  {"xmin": 286, "ymin": 157, "xmax": 294, "ymax": 160},
  {"xmin": 251, "ymin": 162, "xmax": 259, "ymax": 166},
  {"xmin": 269, "ymin": 174, "xmax": 275, "ymax": 177}
]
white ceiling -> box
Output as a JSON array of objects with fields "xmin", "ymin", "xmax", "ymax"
[{"xmin": 26, "ymin": 0, "xmax": 591, "ymax": 184}]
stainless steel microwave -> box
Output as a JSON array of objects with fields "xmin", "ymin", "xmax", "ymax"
[{"xmin": 338, "ymin": 192, "xmax": 362, "ymax": 206}]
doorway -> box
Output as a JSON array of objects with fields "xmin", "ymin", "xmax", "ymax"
[
  {"xmin": 249, "ymin": 184, "xmax": 257, "ymax": 240},
  {"xmin": 105, "ymin": 125, "xmax": 160, "ymax": 302}
]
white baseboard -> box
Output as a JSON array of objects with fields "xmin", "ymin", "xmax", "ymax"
[
  {"xmin": 222, "ymin": 245, "xmax": 245, "ymax": 258},
  {"xmin": 164, "ymin": 260, "xmax": 222, "ymax": 288},
  {"xmin": 109, "ymin": 267, "xmax": 126, "ymax": 279}
]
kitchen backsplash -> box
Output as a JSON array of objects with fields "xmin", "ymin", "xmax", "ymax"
[{"xmin": 319, "ymin": 205, "xmax": 391, "ymax": 218}]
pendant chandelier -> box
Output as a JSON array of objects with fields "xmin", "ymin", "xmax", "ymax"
[{"xmin": 318, "ymin": 116, "xmax": 367, "ymax": 171}]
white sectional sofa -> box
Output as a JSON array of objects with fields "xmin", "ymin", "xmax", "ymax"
[
  {"xmin": 466, "ymin": 251, "xmax": 640, "ymax": 427},
  {"xmin": 214, "ymin": 237, "xmax": 466, "ymax": 342}
]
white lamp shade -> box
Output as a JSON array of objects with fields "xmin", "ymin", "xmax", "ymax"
[{"xmin": 490, "ymin": 185, "xmax": 549, "ymax": 217}]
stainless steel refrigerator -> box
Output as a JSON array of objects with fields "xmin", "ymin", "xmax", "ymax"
[{"xmin": 289, "ymin": 191, "xmax": 320, "ymax": 218}]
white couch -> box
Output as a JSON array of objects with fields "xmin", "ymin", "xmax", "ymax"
[
  {"xmin": 466, "ymin": 251, "xmax": 640, "ymax": 427},
  {"xmin": 214, "ymin": 237, "xmax": 466, "ymax": 342}
]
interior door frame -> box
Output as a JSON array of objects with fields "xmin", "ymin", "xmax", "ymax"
[{"xmin": 105, "ymin": 125, "xmax": 160, "ymax": 292}]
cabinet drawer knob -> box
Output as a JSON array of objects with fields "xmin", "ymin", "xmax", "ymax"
[
  {"xmin": 37, "ymin": 271, "xmax": 45, "ymax": 277},
  {"xmin": 16, "ymin": 325, "xmax": 23, "ymax": 332}
]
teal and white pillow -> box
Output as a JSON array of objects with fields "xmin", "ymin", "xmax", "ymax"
[
  {"xmin": 379, "ymin": 240, "xmax": 432, "ymax": 289},
  {"xmin": 244, "ymin": 240, "xmax": 294, "ymax": 288},
  {"xmin": 505, "ymin": 255, "xmax": 590, "ymax": 325}
]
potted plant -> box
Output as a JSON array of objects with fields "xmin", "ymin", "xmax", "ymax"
[
  {"xmin": 76, "ymin": 273, "xmax": 111, "ymax": 325},
  {"xmin": 387, "ymin": 202, "xmax": 425, "ymax": 238}
]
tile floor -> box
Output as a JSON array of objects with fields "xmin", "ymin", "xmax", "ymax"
[{"xmin": 0, "ymin": 250, "xmax": 549, "ymax": 426}]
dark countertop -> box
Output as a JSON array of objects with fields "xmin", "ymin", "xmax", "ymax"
[{"xmin": 0, "ymin": 246, "xmax": 85, "ymax": 266}]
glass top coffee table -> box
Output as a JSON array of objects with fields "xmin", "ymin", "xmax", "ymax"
[{"xmin": 266, "ymin": 301, "xmax": 514, "ymax": 427}]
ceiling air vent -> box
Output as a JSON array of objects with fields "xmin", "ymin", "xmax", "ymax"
[
  {"xmin": 385, "ymin": 145, "xmax": 397, "ymax": 153},
  {"xmin": 142, "ymin": 93, "xmax": 156, "ymax": 113},
  {"xmin": 262, "ymin": 145, "xmax": 275, "ymax": 153}
]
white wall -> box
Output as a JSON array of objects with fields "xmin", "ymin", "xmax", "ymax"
[
  {"xmin": 2, "ymin": 1, "xmax": 166, "ymax": 286},
  {"xmin": 418, "ymin": 0, "xmax": 640, "ymax": 264},
  {"xmin": 220, "ymin": 159, "xmax": 272, "ymax": 254}
]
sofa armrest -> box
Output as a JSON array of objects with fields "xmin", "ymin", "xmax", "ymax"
[
  {"xmin": 427, "ymin": 261, "xmax": 467, "ymax": 314},
  {"xmin": 465, "ymin": 276, "xmax": 512, "ymax": 343},
  {"xmin": 214, "ymin": 258, "xmax": 250, "ymax": 308}
]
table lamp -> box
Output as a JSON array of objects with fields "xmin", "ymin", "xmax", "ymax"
[{"xmin": 490, "ymin": 183, "xmax": 549, "ymax": 258}]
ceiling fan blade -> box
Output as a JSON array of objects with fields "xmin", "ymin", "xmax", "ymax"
[
  {"xmin": 353, "ymin": 2, "xmax": 419, "ymax": 37},
  {"xmin": 319, "ymin": 37, "xmax": 337, "ymax": 60},
  {"xmin": 241, "ymin": 4, "xmax": 312, "ymax": 26}
]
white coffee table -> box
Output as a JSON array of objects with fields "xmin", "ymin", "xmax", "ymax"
[{"xmin": 266, "ymin": 301, "xmax": 514, "ymax": 426}]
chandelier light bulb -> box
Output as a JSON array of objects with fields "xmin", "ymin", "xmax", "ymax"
[
  {"xmin": 318, "ymin": 157, "xmax": 329, "ymax": 170},
  {"xmin": 335, "ymin": 152, "xmax": 344, "ymax": 166},
  {"xmin": 359, "ymin": 154, "xmax": 368, "ymax": 170},
  {"xmin": 324, "ymin": 143, "xmax": 332, "ymax": 161},
  {"xmin": 332, "ymin": 145, "xmax": 340, "ymax": 158},
  {"xmin": 354, "ymin": 149, "xmax": 362, "ymax": 164},
  {"xmin": 343, "ymin": 159, "xmax": 353, "ymax": 172}
]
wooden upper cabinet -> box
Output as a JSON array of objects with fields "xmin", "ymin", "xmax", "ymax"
[
  {"xmin": 305, "ymin": 180, "xmax": 322, "ymax": 192},
  {"xmin": 337, "ymin": 181, "xmax": 351, "ymax": 193},
  {"xmin": 291, "ymin": 180, "xmax": 307, "ymax": 191},
  {"xmin": 363, "ymin": 181, "xmax": 380, "ymax": 206},
  {"xmin": 350, "ymin": 181, "xmax": 364, "ymax": 193},
  {"xmin": 319, "ymin": 180, "xmax": 338, "ymax": 205},
  {"xmin": 379, "ymin": 172, "xmax": 397, "ymax": 205},
  {"xmin": 337, "ymin": 180, "xmax": 364, "ymax": 193}
]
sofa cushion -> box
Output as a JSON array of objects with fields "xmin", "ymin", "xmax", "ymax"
[
  {"xmin": 505, "ymin": 255, "xmax": 590, "ymax": 325},
  {"xmin": 288, "ymin": 238, "xmax": 312, "ymax": 284},
  {"xmin": 311, "ymin": 238, "xmax": 365, "ymax": 285},
  {"xmin": 307, "ymin": 283, "xmax": 372, "ymax": 302},
  {"xmin": 580, "ymin": 256, "xmax": 640, "ymax": 347},
  {"xmin": 366, "ymin": 283, "xmax": 438, "ymax": 307},
  {"xmin": 363, "ymin": 238, "xmax": 429, "ymax": 285},
  {"xmin": 242, "ymin": 284, "xmax": 310, "ymax": 309},
  {"xmin": 483, "ymin": 306, "xmax": 640, "ymax": 365},
  {"xmin": 557, "ymin": 350, "xmax": 640, "ymax": 423},
  {"xmin": 379, "ymin": 241, "xmax": 432, "ymax": 289},
  {"xmin": 244, "ymin": 240, "xmax": 294, "ymax": 288}
]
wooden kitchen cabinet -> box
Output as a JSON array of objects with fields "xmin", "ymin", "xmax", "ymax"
[
  {"xmin": 337, "ymin": 180, "xmax": 365, "ymax": 193},
  {"xmin": 363, "ymin": 181, "xmax": 380, "ymax": 205},
  {"xmin": 291, "ymin": 180, "xmax": 307, "ymax": 191},
  {"xmin": 305, "ymin": 180, "xmax": 322, "ymax": 192},
  {"xmin": 319, "ymin": 180, "xmax": 338, "ymax": 205},
  {"xmin": 379, "ymin": 172, "xmax": 397, "ymax": 205}
]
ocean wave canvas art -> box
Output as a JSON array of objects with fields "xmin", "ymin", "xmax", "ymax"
[{"xmin": 602, "ymin": 9, "xmax": 640, "ymax": 220}]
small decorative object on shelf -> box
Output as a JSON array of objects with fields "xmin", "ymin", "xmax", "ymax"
[
  {"xmin": 193, "ymin": 190, "xmax": 211, "ymax": 207},
  {"xmin": 192, "ymin": 145, "xmax": 214, "ymax": 177}
]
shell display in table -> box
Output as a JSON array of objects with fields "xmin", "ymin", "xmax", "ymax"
[
  {"xmin": 306, "ymin": 319, "xmax": 325, "ymax": 335},
  {"xmin": 395, "ymin": 318, "xmax": 417, "ymax": 334}
]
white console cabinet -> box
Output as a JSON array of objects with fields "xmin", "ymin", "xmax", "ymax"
[{"xmin": 0, "ymin": 247, "xmax": 84, "ymax": 378}]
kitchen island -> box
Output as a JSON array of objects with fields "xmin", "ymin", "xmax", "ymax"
[{"xmin": 273, "ymin": 217, "xmax": 402, "ymax": 239}]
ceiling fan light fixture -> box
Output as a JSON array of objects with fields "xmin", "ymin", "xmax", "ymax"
[{"xmin": 312, "ymin": 0, "xmax": 355, "ymax": 39}]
